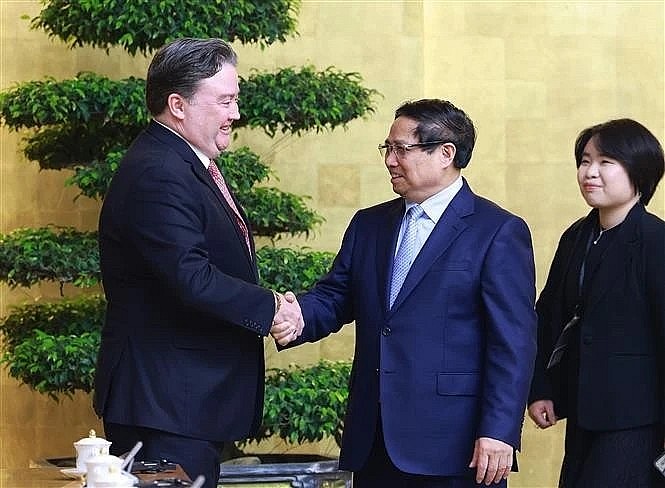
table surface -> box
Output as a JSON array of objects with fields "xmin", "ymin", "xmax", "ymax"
[
  {"xmin": 0, "ymin": 464, "xmax": 191, "ymax": 488},
  {"xmin": 0, "ymin": 467, "xmax": 82, "ymax": 488}
]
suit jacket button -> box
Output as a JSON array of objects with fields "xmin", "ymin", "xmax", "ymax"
[
  {"xmin": 382, "ymin": 327, "xmax": 391, "ymax": 336},
  {"xmin": 583, "ymin": 335, "xmax": 592, "ymax": 345}
]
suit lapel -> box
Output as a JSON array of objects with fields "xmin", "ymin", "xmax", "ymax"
[
  {"xmin": 584, "ymin": 204, "xmax": 643, "ymax": 314},
  {"xmin": 558, "ymin": 211, "xmax": 596, "ymax": 313},
  {"xmin": 378, "ymin": 199, "xmax": 406, "ymax": 312},
  {"xmin": 147, "ymin": 121, "xmax": 256, "ymax": 272},
  {"xmin": 193, "ymin": 160, "xmax": 256, "ymax": 270},
  {"xmin": 388, "ymin": 181, "xmax": 474, "ymax": 313}
]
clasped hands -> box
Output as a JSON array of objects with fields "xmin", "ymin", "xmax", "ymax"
[{"xmin": 271, "ymin": 291, "xmax": 304, "ymax": 346}]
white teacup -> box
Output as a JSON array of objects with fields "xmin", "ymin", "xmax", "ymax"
[
  {"xmin": 85, "ymin": 454, "xmax": 134, "ymax": 488},
  {"xmin": 74, "ymin": 429, "xmax": 112, "ymax": 473},
  {"xmin": 91, "ymin": 473, "xmax": 135, "ymax": 488}
]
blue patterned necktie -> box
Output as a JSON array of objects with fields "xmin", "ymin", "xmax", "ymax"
[{"xmin": 390, "ymin": 204, "xmax": 425, "ymax": 308}]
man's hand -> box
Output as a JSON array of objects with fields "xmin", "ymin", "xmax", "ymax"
[
  {"xmin": 468, "ymin": 437, "xmax": 513, "ymax": 485},
  {"xmin": 527, "ymin": 399, "xmax": 557, "ymax": 429},
  {"xmin": 270, "ymin": 291, "xmax": 304, "ymax": 346},
  {"xmin": 270, "ymin": 319, "xmax": 298, "ymax": 346}
]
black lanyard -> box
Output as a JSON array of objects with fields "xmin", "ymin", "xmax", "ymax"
[{"xmin": 578, "ymin": 223, "xmax": 619, "ymax": 309}]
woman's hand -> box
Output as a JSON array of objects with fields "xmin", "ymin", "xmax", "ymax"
[{"xmin": 528, "ymin": 400, "xmax": 558, "ymax": 429}]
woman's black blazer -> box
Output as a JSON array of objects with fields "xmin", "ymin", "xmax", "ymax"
[{"xmin": 529, "ymin": 203, "xmax": 665, "ymax": 431}]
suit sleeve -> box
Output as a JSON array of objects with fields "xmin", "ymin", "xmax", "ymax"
[
  {"xmin": 291, "ymin": 213, "xmax": 360, "ymax": 345},
  {"xmin": 120, "ymin": 162, "xmax": 274, "ymax": 335},
  {"xmin": 643, "ymin": 219, "xmax": 665, "ymax": 425},
  {"xmin": 527, "ymin": 233, "xmax": 569, "ymax": 405},
  {"xmin": 477, "ymin": 216, "xmax": 537, "ymax": 450},
  {"xmin": 527, "ymin": 219, "xmax": 584, "ymax": 410}
]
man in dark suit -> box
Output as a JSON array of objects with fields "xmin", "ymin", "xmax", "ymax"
[
  {"xmin": 94, "ymin": 38, "xmax": 302, "ymax": 488},
  {"xmin": 272, "ymin": 99, "xmax": 537, "ymax": 487}
]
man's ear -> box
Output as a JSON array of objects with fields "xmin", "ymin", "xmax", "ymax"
[
  {"xmin": 166, "ymin": 93, "xmax": 187, "ymax": 120},
  {"xmin": 440, "ymin": 142, "xmax": 457, "ymax": 169}
]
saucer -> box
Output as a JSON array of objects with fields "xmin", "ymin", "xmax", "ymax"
[{"xmin": 60, "ymin": 467, "xmax": 85, "ymax": 479}]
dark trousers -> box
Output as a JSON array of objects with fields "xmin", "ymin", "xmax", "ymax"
[
  {"xmin": 353, "ymin": 414, "xmax": 499, "ymax": 488},
  {"xmin": 560, "ymin": 421, "xmax": 665, "ymax": 488},
  {"xmin": 104, "ymin": 421, "xmax": 223, "ymax": 488}
]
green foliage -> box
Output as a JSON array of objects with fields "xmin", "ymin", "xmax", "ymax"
[
  {"xmin": 0, "ymin": 2, "xmax": 372, "ymax": 445},
  {"xmin": 218, "ymin": 151, "xmax": 325, "ymax": 237},
  {"xmin": 0, "ymin": 293, "xmax": 102, "ymax": 398},
  {"xmin": 0, "ymin": 294, "xmax": 104, "ymax": 352},
  {"xmin": 1, "ymin": 329, "xmax": 100, "ymax": 400},
  {"xmin": 243, "ymin": 188, "xmax": 323, "ymax": 237},
  {"xmin": 241, "ymin": 66, "xmax": 378, "ymax": 137},
  {"xmin": 243, "ymin": 360, "xmax": 352, "ymax": 448},
  {"xmin": 70, "ymin": 151, "xmax": 324, "ymax": 237},
  {"xmin": 0, "ymin": 71, "xmax": 377, "ymax": 170},
  {"xmin": 68, "ymin": 147, "xmax": 275, "ymax": 201},
  {"xmin": 2, "ymin": 323, "xmax": 351, "ymax": 444},
  {"xmin": 67, "ymin": 150, "xmax": 124, "ymax": 199},
  {"xmin": 26, "ymin": 127, "xmax": 139, "ymax": 171},
  {"xmin": 31, "ymin": 0, "xmax": 301, "ymax": 56},
  {"xmin": 0, "ymin": 73, "xmax": 147, "ymax": 129},
  {"xmin": 217, "ymin": 147, "xmax": 272, "ymax": 194},
  {"xmin": 0, "ymin": 227, "xmax": 100, "ymax": 288},
  {"xmin": 0, "ymin": 73, "xmax": 145, "ymax": 170},
  {"xmin": 257, "ymin": 247, "xmax": 333, "ymax": 293},
  {"xmin": 0, "ymin": 224, "xmax": 332, "ymax": 297}
]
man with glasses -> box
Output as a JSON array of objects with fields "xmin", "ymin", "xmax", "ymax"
[{"xmin": 272, "ymin": 99, "xmax": 537, "ymax": 487}]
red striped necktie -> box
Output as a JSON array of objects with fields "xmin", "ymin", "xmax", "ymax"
[{"xmin": 207, "ymin": 161, "xmax": 252, "ymax": 254}]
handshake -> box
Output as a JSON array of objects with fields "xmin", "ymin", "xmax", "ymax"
[{"xmin": 271, "ymin": 291, "xmax": 304, "ymax": 346}]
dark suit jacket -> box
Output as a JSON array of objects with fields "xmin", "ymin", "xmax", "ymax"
[
  {"xmin": 294, "ymin": 179, "xmax": 537, "ymax": 476},
  {"xmin": 529, "ymin": 203, "xmax": 665, "ymax": 431},
  {"xmin": 94, "ymin": 121, "xmax": 275, "ymax": 442}
]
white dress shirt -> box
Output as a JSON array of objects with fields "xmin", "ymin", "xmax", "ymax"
[{"xmin": 394, "ymin": 176, "xmax": 463, "ymax": 257}]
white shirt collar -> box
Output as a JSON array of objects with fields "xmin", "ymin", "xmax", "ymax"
[
  {"xmin": 404, "ymin": 176, "xmax": 463, "ymax": 223},
  {"xmin": 153, "ymin": 119, "xmax": 210, "ymax": 169}
]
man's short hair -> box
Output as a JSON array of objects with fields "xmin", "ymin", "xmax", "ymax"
[
  {"xmin": 395, "ymin": 99, "xmax": 476, "ymax": 169},
  {"xmin": 146, "ymin": 37, "xmax": 237, "ymax": 116}
]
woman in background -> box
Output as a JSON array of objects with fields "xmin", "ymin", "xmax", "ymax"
[{"xmin": 528, "ymin": 118, "xmax": 665, "ymax": 487}]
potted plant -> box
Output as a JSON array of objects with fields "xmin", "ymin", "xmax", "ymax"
[
  {"xmin": 0, "ymin": 252, "xmax": 335, "ymax": 399},
  {"xmin": 221, "ymin": 360, "xmax": 352, "ymax": 485},
  {"xmin": 0, "ymin": 0, "xmax": 377, "ymax": 477}
]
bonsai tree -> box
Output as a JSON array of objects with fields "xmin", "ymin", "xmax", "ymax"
[
  {"xmin": 248, "ymin": 360, "xmax": 352, "ymax": 449},
  {"xmin": 0, "ymin": 0, "xmax": 375, "ymax": 450}
]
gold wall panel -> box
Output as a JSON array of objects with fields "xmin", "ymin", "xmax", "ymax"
[{"xmin": 1, "ymin": 2, "xmax": 662, "ymax": 487}]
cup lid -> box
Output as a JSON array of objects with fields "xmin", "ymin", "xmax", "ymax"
[{"xmin": 74, "ymin": 429, "xmax": 111, "ymax": 446}]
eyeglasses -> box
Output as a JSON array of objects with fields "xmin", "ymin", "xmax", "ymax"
[{"xmin": 377, "ymin": 141, "xmax": 451, "ymax": 159}]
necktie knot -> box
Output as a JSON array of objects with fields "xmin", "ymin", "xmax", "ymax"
[
  {"xmin": 208, "ymin": 159, "xmax": 225, "ymax": 182},
  {"xmin": 407, "ymin": 204, "xmax": 425, "ymax": 222}
]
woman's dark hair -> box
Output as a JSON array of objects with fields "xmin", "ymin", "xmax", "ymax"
[
  {"xmin": 395, "ymin": 99, "xmax": 476, "ymax": 169},
  {"xmin": 574, "ymin": 118, "xmax": 664, "ymax": 205},
  {"xmin": 146, "ymin": 38, "xmax": 237, "ymax": 116}
]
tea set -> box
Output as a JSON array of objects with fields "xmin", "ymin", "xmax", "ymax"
[
  {"xmin": 63, "ymin": 429, "xmax": 136, "ymax": 487},
  {"xmin": 64, "ymin": 429, "xmax": 204, "ymax": 488}
]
